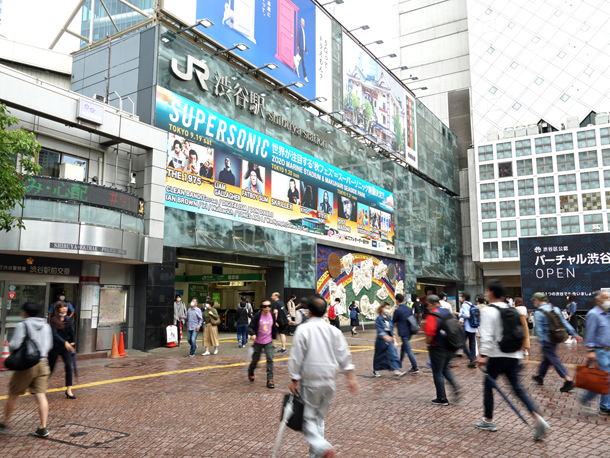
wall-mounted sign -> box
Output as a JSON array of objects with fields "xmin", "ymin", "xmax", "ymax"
[
  {"xmin": 49, "ymin": 243, "xmax": 127, "ymax": 256},
  {"xmin": 157, "ymin": 87, "xmax": 396, "ymax": 254},
  {"xmin": 186, "ymin": 273, "xmax": 263, "ymax": 282},
  {"xmin": 77, "ymin": 98, "xmax": 105, "ymax": 125},
  {"xmin": 0, "ymin": 254, "xmax": 81, "ymax": 276}
]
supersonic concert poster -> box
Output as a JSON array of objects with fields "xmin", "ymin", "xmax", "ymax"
[{"xmin": 156, "ymin": 86, "xmax": 396, "ymax": 254}]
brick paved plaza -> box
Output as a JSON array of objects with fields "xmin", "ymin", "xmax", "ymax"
[{"xmin": 0, "ymin": 332, "xmax": 608, "ymax": 457}]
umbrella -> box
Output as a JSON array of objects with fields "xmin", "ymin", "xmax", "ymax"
[
  {"xmin": 479, "ymin": 367, "xmax": 529, "ymax": 425},
  {"xmin": 361, "ymin": 316, "xmax": 365, "ymax": 332},
  {"xmin": 72, "ymin": 351, "xmax": 78, "ymax": 379},
  {"xmin": 272, "ymin": 394, "xmax": 295, "ymax": 458}
]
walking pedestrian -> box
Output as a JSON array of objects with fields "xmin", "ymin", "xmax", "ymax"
[
  {"xmin": 288, "ymin": 294, "xmax": 359, "ymax": 458},
  {"xmin": 49, "ymin": 302, "xmax": 76, "ymax": 399},
  {"xmin": 565, "ymin": 295, "xmax": 578, "ymax": 344},
  {"xmin": 174, "ymin": 294, "xmax": 186, "ymax": 346},
  {"xmin": 532, "ymin": 292, "xmax": 581, "ymax": 391},
  {"xmin": 412, "ymin": 294, "xmax": 423, "ymax": 326},
  {"xmin": 424, "ymin": 294, "xmax": 460, "ymax": 405},
  {"xmin": 373, "ymin": 302, "xmax": 405, "ymax": 378},
  {"xmin": 328, "ymin": 298, "xmax": 341, "ymax": 331},
  {"xmin": 392, "ymin": 293, "xmax": 419, "ymax": 374},
  {"xmin": 287, "ymin": 294, "xmax": 297, "ymax": 336},
  {"xmin": 271, "ymin": 292, "xmax": 289, "ymax": 353},
  {"xmin": 0, "ymin": 301, "xmax": 53, "ymax": 437},
  {"xmin": 579, "ymin": 290, "xmax": 610, "ymax": 415},
  {"xmin": 458, "ymin": 291, "xmax": 478, "ymax": 368},
  {"xmin": 47, "ymin": 290, "xmax": 75, "ymax": 322},
  {"xmin": 235, "ymin": 299, "xmax": 252, "ymax": 348},
  {"xmin": 247, "ymin": 300, "xmax": 276, "ymax": 388},
  {"xmin": 290, "ymin": 299, "xmax": 310, "ymax": 328},
  {"xmin": 185, "ymin": 298, "xmax": 202, "ymax": 357},
  {"xmin": 202, "ymin": 299, "xmax": 220, "ymax": 355},
  {"xmin": 348, "ymin": 300, "xmax": 361, "ymax": 335},
  {"xmin": 476, "ymin": 295, "xmax": 487, "ymax": 307},
  {"xmin": 439, "ymin": 292, "xmax": 454, "ymax": 313},
  {"xmin": 514, "ymin": 297, "xmax": 530, "ymax": 356},
  {"xmin": 475, "ymin": 280, "xmax": 551, "ymax": 440}
]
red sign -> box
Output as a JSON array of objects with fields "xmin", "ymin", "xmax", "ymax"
[{"xmin": 8, "ymin": 292, "xmax": 16, "ymax": 299}]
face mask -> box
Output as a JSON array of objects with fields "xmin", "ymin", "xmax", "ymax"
[
  {"xmin": 59, "ymin": 313, "xmax": 67, "ymax": 317},
  {"xmin": 385, "ymin": 309, "xmax": 391, "ymax": 315},
  {"xmin": 601, "ymin": 301, "xmax": 610, "ymax": 311},
  {"xmin": 59, "ymin": 296, "xmax": 66, "ymax": 301},
  {"xmin": 177, "ymin": 298, "xmax": 181, "ymax": 302},
  {"xmin": 190, "ymin": 302, "xmax": 195, "ymax": 307}
]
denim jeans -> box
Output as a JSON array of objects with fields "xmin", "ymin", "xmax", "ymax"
[
  {"xmin": 248, "ymin": 342, "xmax": 274, "ymax": 382},
  {"xmin": 187, "ymin": 329, "xmax": 198, "ymax": 356},
  {"xmin": 485, "ymin": 357, "xmax": 538, "ymax": 420},
  {"xmin": 400, "ymin": 335, "xmax": 418, "ymax": 369},
  {"xmin": 582, "ymin": 349, "xmax": 610, "ymax": 410},
  {"xmin": 428, "ymin": 346, "xmax": 457, "ymax": 401},
  {"xmin": 462, "ymin": 330, "xmax": 477, "ymax": 361},
  {"xmin": 236, "ymin": 324, "xmax": 248, "ymax": 346},
  {"xmin": 537, "ymin": 341, "xmax": 569, "ymax": 378}
]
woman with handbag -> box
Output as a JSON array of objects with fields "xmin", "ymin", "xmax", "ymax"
[
  {"xmin": 514, "ymin": 297, "xmax": 531, "ymax": 356},
  {"xmin": 49, "ymin": 302, "xmax": 76, "ymax": 399},
  {"xmin": 202, "ymin": 299, "xmax": 220, "ymax": 355},
  {"xmin": 373, "ymin": 302, "xmax": 405, "ymax": 378}
]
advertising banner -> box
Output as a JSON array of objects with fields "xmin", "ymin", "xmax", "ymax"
[
  {"xmin": 192, "ymin": 0, "xmax": 332, "ymax": 111},
  {"xmin": 156, "ymin": 86, "xmax": 396, "ymax": 253},
  {"xmin": 519, "ymin": 233, "xmax": 610, "ymax": 310},
  {"xmin": 342, "ymin": 33, "xmax": 417, "ymax": 168}
]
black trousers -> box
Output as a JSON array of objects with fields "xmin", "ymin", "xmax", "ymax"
[{"xmin": 49, "ymin": 347, "xmax": 73, "ymax": 387}]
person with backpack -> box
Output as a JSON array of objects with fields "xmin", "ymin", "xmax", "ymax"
[
  {"xmin": 290, "ymin": 298, "xmax": 310, "ymax": 328},
  {"xmin": 328, "ymin": 298, "xmax": 341, "ymax": 331},
  {"xmin": 272, "ymin": 292, "xmax": 289, "ymax": 354},
  {"xmin": 0, "ymin": 301, "xmax": 53, "ymax": 437},
  {"xmin": 513, "ymin": 297, "xmax": 530, "ymax": 356},
  {"xmin": 393, "ymin": 293, "xmax": 419, "ymax": 374},
  {"xmin": 532, "ymin": 292, "xmax": 581, "ymax": 392},
  {"xmin": 424, "ymin": 294, "xmax": 462, "ymax": 405},
  {"xmin": 348, "ymin": 301, "xmax": 360, "ymax": 335},
  {"xmin": 373, "ymin": 302, "xmax": 405, "ymax": 378},
  {"xmin": 458, "ymin": 291, "xmax": 479, "ymax": 368},
  {"xmin": 235, "ymin": 300, "xmax": 252, "ymax": 348},
  {"xmin": 476, "ymin": 280, "xmax": 551, "ymax": 440}
]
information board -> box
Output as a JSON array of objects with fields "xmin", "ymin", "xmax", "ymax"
[{"xmin": 98, "ymin": 289, "xmax": 127, "ymax": 323}]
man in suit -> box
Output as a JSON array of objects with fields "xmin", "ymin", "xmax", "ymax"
[
  {"xmin": 297, "ymin": 18, "xmax": 308, "ymax": 83},
  {"xmin": 393, "ymin": 293, "xmax": 419, "ymax": 374}
]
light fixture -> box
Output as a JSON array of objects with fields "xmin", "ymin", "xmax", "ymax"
[
  {"xmin": 176, "ymin": 258, "xmax": 223, "ymax": 264},
  {"xmin": 379, "ymin": 53, "xmax": 397, "ymax": 59},
  {"xmin": 299, "ymin": 96, "xmax": 327, "ymax": 105},
  {"xmin": 246, "ymin": 62, "xmax": 279, "ymax": 74},
  {"xmin": 177, "ymin": 18, "xmax": 214, "ymax": 34},
  {"xmin": 349, "ymin": 25, "xmax": 369, "ymax": 32},
  {"xmin": 412, "ymin": 87, "xmax": 428, "ymax": 90},
  {"xmin": 161, "ymin": 36, "xmax": 171, "ymax": 43},
  {"xmin": 402, "ymin": 76, "xmax": 418, "ymax": 82},
  {"xmin": 214, "ymin": 43, "xmax": 249, "ymax": 56},
  {"xmin": 364, "ymin": 40, "xmax": 383, "ymax": 46},
  {"xmin": 322, "ymin": 0, "xmax": 344, "ymax": 5},
  {"xmin": 318, "ymin": 109, "xmax": 345, "ymax": 117},
  {"xmin": 272, "ymin": 81, "xmax": 305, "ymax": 91},
  {"xmin": 391, "ymin": 66, "xmax": 408, "ymax": 71}
]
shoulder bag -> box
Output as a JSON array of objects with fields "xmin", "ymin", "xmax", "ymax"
[{"xmin": 5, "ymin": 322, "xmax": 40, "ymax": 371}]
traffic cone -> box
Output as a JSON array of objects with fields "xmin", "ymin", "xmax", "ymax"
[
  {"xmin": 0, "ymin": 340, "xmax": 9, "ymax": 371},
  {"xmin": 109, "ymin": 334, "xmax": 121, "ymax": 358},
  {"xmin": 118, "ymin": 332, "xmax": 129, "ymax": 357}
]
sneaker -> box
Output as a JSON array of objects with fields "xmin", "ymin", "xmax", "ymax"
[
  {"xmin": 248, "ymin": 374, "xmax": 255, "ymax": 382},
  {"xmin": 468, "ymin": 360, "xmax": 477, "ymax": 368},
  {"xmin": 599, "ymin": 407, "xmax": 610, "ymax": 415},
  {"xmin": 34, "ymin": 427, "xmax": 49, "ymax": 438},
  {"xmin": 267, "ymin": 381, "xmax": 275, "ymax": 389},
  {"xmin": 394, "ymin": 371, "xmax": 406, "ymax": 379},
  {"xmin": 278, "ymin": 348, "xmax": 287, "ymax": 354},
  {"xmin": 532, "ymin": 375, "xmax": 544, "ymax": 386},
  {"xmin": 213, "ymin": 349, "xmax": 218, "ymax": 355},
  {"xmin": 560, "ymin": 380, "xmax": 575, "ymax": 393},
  {"xmin": 188, "ymin": 354, "xmax": 195, "ymax": 357},
  {"xmin": 431, "ymin": 398, "xmax": 449, "ymax": 406},
  {"xmin": 533, "ymin": 417, "xmax": 550, "ymax": 441},
  {"xmin": 565, "ymin": 338, "xmax": 572, "ymax": 344},
  {"xmin": 322, "ymin": 450, "xmax": 335, "ymax": 458},
  {"xmin": 238, "ymin": 344, "xmax": 242, "ymax": 348},
  {"xmin": 453, "ymin": 389, "xmax": 463, "ymax": 403},
  {"xmin": 579, "ymin": 397, "xmax": 596, "ymax": 415},
  {"xmin": 523, "ymin": 350, "xmax": 529, "ymax": 356},
  {"xmin": 0, "ymin": 423, "xmax": 8, "ymax": 435},
  {"xmin": 202, "ymin": 351, "xmax": 210, "ymax": 356},
  {"xmin": 373, "ymin": 370, "xmax": 381, "ymax": 377},
  {"xmin": 408, "ymin": 367, "xmax": 420, "ymax": 374},
  {"xmin": 475, "ymin": 419, "xmax": 497, "ymax": 432}
]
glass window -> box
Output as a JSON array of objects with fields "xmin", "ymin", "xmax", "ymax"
[
  {"xmin": 557, "ymin": 153, "xmax": 575, "ymax": 171},
  {"xmin": 605, "ymin": 170, "xmax": 610, "ymax": 187},
  {"xmin": 581, "ymin": 171, "xmax": 600, "ymax": 190},
  {"xmin": 502, "ymin": 240, "xmax": 519, "ymax": 257},
  {"xmin": 577, "ymin": 130, "xmax": 596, "ymax": 148},
  {"xmin": 481, "ymin": 202, "xmax": 496, "ymax": 219},
  {"xmin": 498, "ymin": 162, "xmax": 513, "ymax": 178},
  {"xmin": 480, "ymin": 183, "xmax": 495, "ymax": 200},
  {"xmin": 584, "ymin": 213, "xmax": 603, "ymax": 232},
  {"xmin": 62, "ymin": 155, "xmax": 88, "ymax": 181},
  {"xmin": 500, "ymin": 200, "xmax": 516, "ymax": 217},
  {"xmin": 501, "ymin": 220, "xmax": 517, "ymax": 237},
  {"xmin": 582, "ymin": 192, "xmax": 602, "ymax": 211},
  {"xmin": 478, "ymin": 145, "xmax": 493, "ymax": 162},
  {"xmin": 535, "ymin": 137, "xmax": 552, "ymax": 154},
  {"xmin": 38, "ymin": 150, "xmax": 61, "ymax": 177},
  {"xmin": 602, "ymin": 148, "xmax": 610, "ymax": 166},
  {"xmin": 515, "ymin": 139, "xmax": 531, "ymax": 157},
  {"xmin": 607, "ymin": 191, "xmax": 610, "ymax": 208},
  {"xmin": 555, "ymin": 133, "xmax": 573, "ymax": 151},
  {"xmin": 519, "ymin": 198, "xmax": 536, "ymax": 216},
  {"xmin": 498, "ymin": 181, "xmax": 514, "ymax": 198},
  {"xmin": 540, "ymin": 217, "xmax": 558, "ymax": 235},
  {"xmin": 483, "ymin": 241, "xmax": 499, "ymax": 259},
  {"xmin": 536, "ymin": 156, "xmax": 554, "ymax": 174},
  {"xmin": 537, "ymin": 176, "xmax": 555, "ymax": 194},
  {"xmin": 558, "ymin": 174, "xmax": 577, "ymax": 192},
  {"xmin": 22, "ymin": 199, "xmax": 79, "ymax": 222},
  {"xmin": 520, "ymin": 219, "xmax": 537, "ymax": 236},
  {"xmin": 601, "ymin": 128, "xmax": 610, "ymax": 146},
  {"xmin": 121, "ymin": 214, "xmax": 144, "ymax": 233},
  {"xmin": 539, "ymin": 196, "xmax": 556, "ymax": 214},
  {"xmin": 80, "ymin": 205, "xmax": 121, "ymax": 228},
  {"xmin": 479, "ymin": 164, "xmax": 494, "ymax": 180},
  {"xmin": 482, "ymin": 222, "xmax": 497, "ymax": 239},
  {"xmin": 517, "ymin": 159, "xmax": 532, "ymax": 176},
  {"xmin": 497, "ymin": 142, "xmax": 512, "ymax": 159},
  {"xmin": 559, "ymin": 194, "xmax": 579, "ymax": 213},
  {"xmin": 561, "ymin": 215, "xmax": 580, "ymax": 234},
  {"xmin": 579, "ymin": 151, "xmax": 598, "ymax": 169},
  {"xmin": 518, "ymin": 178, "xmax": 534, "ymax": 196}
]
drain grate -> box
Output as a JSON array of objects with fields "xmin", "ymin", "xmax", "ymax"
[
  {"xmin": 36, "ymin": 423, "xmax": 130, "ymax": 449},
  {"xmin": 104, "ymin": 362, "xmax": 146, "ymax": 368}
]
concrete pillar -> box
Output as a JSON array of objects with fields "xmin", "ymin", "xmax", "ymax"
[{"xmin": 77, "ymin": 261, "xmax": 101, "ymax": 354}]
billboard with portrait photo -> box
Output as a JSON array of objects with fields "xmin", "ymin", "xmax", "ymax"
[
  {"xmin": 318, "ymin": 188, "xmax": 333, "ymax": 215},
  {"xmin": 271, "ymin": 170, "xmax": 300, "ymax": 205},
  {"xmin": 241, "ymin": 161, "xmax": 266, "ymax": 194},
  {"xmin": 214, "ymin": 150, "xmax": 242, "ymax": 187},
  {"xmin": 300, "ymin": 181, "xmax": 317, "ymax": 210},
  {"xmin": 338, "ymin": 195, "xmax": 357, "ymax": 222},
  {"xmin": 357, "ymin": 203, "xmax": 369, "ymax": 227}
]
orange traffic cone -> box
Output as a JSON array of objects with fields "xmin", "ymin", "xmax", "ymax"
[
  {"xmin": 0, "ymin": 340, "xmax": 9, "ymax": 371},
  {"xmin": 118, "ymin": 332, "xmax": 129, "ymax": 357},
  {"xmin": 109, "ymin": 334, "xmax": 121, "ymax": 358}
]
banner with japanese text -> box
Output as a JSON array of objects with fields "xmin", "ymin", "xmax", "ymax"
[{"xmin": 156, "ymin": 86, "xmax": 396, "ymax": 254}]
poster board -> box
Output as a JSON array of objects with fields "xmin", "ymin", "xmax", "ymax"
[{"xmin": 98, "ymin": 287, "xmax": 127, "ymax": 323}]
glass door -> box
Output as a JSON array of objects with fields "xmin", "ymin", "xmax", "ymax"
[{"xmin": 1, "ymin": 281, "xmax": 48, "ymax": 342}]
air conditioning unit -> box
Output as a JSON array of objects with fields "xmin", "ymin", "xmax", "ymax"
[
  {"xmin": 503, "ymin": 128, "xmax": 515, "ymax": 139},
  {"xmin": 595, "ymin": 113, "xmax": 609, "ymax": 125},
  {"xmin": 566, "ymin": 116, "xmax": 579, "ymax": 129},
  {"xmin": 515, "ymin": 125, "xmax": 527, "ymax": 137},
  {"xmin": 526, "ymin": 124, "xmax": 539, "ymax": 135},
  {"xmin": 486, "ymin": 130, "xmax": 499, "ymax": 141},
  {"xmin": 59, "ymin": 162, "xmax": 85, "ymax": 181}
]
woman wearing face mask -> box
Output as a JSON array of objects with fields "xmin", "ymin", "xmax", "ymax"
[
  {"xmin": 373, "ymin": 302, "xmax": 405, "ymax": 378},
  {"xmin": 49, "ymin": 301, "xmax": 76, "ymax": 399},
  {"xmin": 174, "ymin": 295, "xmax": 187, "ymax": 346},
  {"xmin": 565, "ymin": 295, "xmax": 578, "ymax": 344},
  {"xmin": 202, "ymin": 299, "xmax": 220, "ymax": 356}
]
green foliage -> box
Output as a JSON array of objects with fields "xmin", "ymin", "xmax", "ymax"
[
  {"xmin": 393, "ymin": 112, "xmax": 404, "ymax": 151},
  {"xmin": 350, "ymin": 90, "xmax": 360, "ymax": 114},
  {"xmin": 363, "ymin": 100, "xmax": 373, "ymax": 131},
  {"xmin": 0, "ymin": 104, "xmax": 41, "ymax": 232}
]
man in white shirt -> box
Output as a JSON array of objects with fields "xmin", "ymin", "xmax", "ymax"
[
  {"xmin": 289, "ymin": 295, "xmax": 358, "ymax": 458},
  {"xmin": 476, "ymin": 280, "xmax": 551, "ymax": 441},
  {"xmin": 438, "ymin": 292, "xmax": 454, "ymax": 313}
]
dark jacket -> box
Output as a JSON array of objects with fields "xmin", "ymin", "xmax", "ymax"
[
  {"xmin": 413, "ymin": 300, "xmax": 423, "ymax": 314},
  {"xmin": 248, "ymin": 311, "xmax": 277, "ymax": 340},
  {"xmin": 235, "ymin": 304, "xmax": 252, "ymax": 325},
  {"xmin": 51, "ymin": 316, "xmax": 75, "ymax": 350},
  {"xmin": 393, "ymin": 303, "xmax": 414, "ymax": 338}
]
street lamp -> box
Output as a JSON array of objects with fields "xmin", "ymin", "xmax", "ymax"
[
  {"xmin": 177, "ymin": 18, "xmax": 214, "ymax": 34},
  {"xmin": 364, "ymin": 40, "xmax": 383, "ymax": 46},
  {"xmin": 411, "ymin": 87, "xmax": 428, "ymax": 91},
  {"xmin": 246, "ymin": 63, "xmax": 279, "ymax": 74},
  {"xmin": 318, "ymin": 110, "xmax": 345, "ymax": 117},
  {"xmin": 272, "ymin": 81, "xmax": 305, "ymax": 91},
  {"xmin": 391, "ymin": 66, "xmax": 408, "ymax": 71},
  {"xmin": 299, "ymin": 96, "xmax": 327, "ymax": 105},
  {"xmin": 379, "ymin": 54, "xmax": 397, "ymax": 59},
  {"xmin": 349, "ymin": 25, "xmax": 370, "ymax": 32},
  {"xmin": 322, "ymin": 0, "xmax": 344, "ymax": 5},
  {"xmin": 402, "ymin": 76, "xmax": 418, "ymax": 82},
  {"xmin": 214, "ymin": 43, "xmax": 249, "ymax": 56}
]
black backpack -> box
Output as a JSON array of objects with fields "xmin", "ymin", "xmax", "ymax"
[
  {"xmin": 430, "ymin": 311, "xmax": 465, "ymax": 351},
  {"xmin": 489, "ymin": 304, "xmax": 524, "ymax": 353},
  {"xmin": 5, "ymin": 322, "xmax": 41, "ymax": 371}
]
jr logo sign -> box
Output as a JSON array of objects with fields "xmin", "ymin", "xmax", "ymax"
[{"xmin": 170, "ymin": 55, "xmax": 210, "ymax": 91}]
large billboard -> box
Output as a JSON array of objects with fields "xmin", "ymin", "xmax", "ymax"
[
  {"xmin": 192, "ymin": 0, "xmax": 332, "ymax": 111},
  {"xmin": 156, "ymin": 86, "xmax": 396, "ymax": 253},
  {"xmin": 342, "ymin": 33, "xmax": 417, "ymax": 168},
  {"xmin": 519, "ymin": 233, "xmax": 610, "ymax": 310}
]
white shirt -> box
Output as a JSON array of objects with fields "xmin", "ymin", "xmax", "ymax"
[
  {"xmin": 479, "ymin": 302, "xmax": 523, "ymax": 359},
  {"xmin": 439, "ymin": 300, "xmax": 453, "ymax": 313}
]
